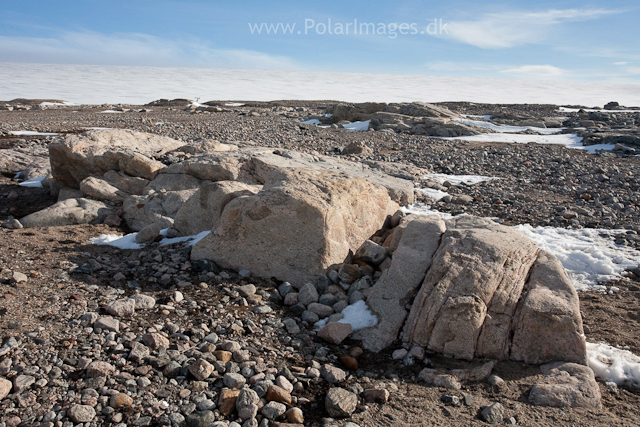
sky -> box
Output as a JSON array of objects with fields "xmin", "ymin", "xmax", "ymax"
[{"xmin": 1, "ymin": 0, "xmax": 639, "ymax": 83}]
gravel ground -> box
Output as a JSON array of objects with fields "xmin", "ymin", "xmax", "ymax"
[{"xmin": 0, "ymin": 100, "xmax": 639, "ymax": 427}]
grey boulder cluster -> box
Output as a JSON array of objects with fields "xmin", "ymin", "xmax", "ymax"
[{"xmin": 321, "ymin": 101, "xmax": 489, "ymax": 136}]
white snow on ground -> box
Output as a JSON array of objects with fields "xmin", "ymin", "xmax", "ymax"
[
  {"xmin": 401, "ymin": 203, "xmax": 455, "ymax": 219},
  {"xmin": 9, "ymin": 131, "xmax": 58, "ymax": 136},
  {"xmin": 440, "ymin": 132, "xmax": 584, "ymax": 147},
  {"xmin": 453, "ymin": 117, "xmax": 561, "ymax": 135},
  {"xmin": 82, "ymin": 127, "xmax": 112, "ymax": 130},
  {"xmin": 300, "ymin": 118, "xmax": 323, "ymax": 126},
  {"xmin": 18, "ymin": 176, "xmax": 46, "ymax": 188},
  {"xmin": 314, "ymin": 300, "xmax": 378, "ymax": 331},
  {"xmin": 515, "ymin": 225, "xmax": 640, "ymax": 291},
  {"xmin": 4, "ymin": 62, "xmax": 640, "ymax": 106},
  {"xmin": 440, "ymin": 132, "xmax": 615, "ymax": 154},
  {"xmin": 342, "ymin": 120, "xmax": 370, "ymax": 132},
  {"xmin": 40, "ymin": 101, "xmax": 77, "ymax": 106},
  {"xmin": 88, "ymin": 233, "xmax": 143, "ymax": 250},
  {"xmin": 557, "ymin": 107, "xmax": 640, "ymax": 113},
  {"xmin": 159, "ymin": 231, "xmax": 211, "ymax": 247},
  {"xmin": 424, "ymin": 174, "xmax": 497, "ymax": 186},
  {"xmin": 415, "ymin": 188, "xmax": 450, "ymax": 201},
  {"xmin": 587, "ymin": 342, "xmax": 640, "ymax": 388},
  {"xmin": 99, "ymin": 110, "xmax": 124, "ymax": 113},
  {"xmin": 224, "ymin": 102, "xmax": 245, "ymax": 107}
]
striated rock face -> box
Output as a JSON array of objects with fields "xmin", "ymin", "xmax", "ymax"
[
  {"xmin": 192, "ymin": 167, "xmax": 399, "ymax": 285},
  {"xmin": 359, "ymin": 215, "xmax": 586, "ymax": 365},
  {"xmin": 49, "ymin": 129, "xmax": 183, "ymax": 187},
  {"xmin": 353, "ymin": 215, "xmax": 446, "ymax": 351}
]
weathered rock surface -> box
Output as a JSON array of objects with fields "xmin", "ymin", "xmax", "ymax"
[
  {"xmin": 49, "ymin": 129, "xmax": 183, "ymax": 186},
  {"xmin": 529, "ymin": 363, "xmax": 601, "ymax": 408},
  {"xmin": 511, "ymin": 251, "xmax": 587, "ymax": 365},
  {"xmin": 192, "ymin": 167, "xmax": 399, "ymax": 284},
  {"xmin": 173, "ymin": 181, "xmax": 262, "ymax": 236},
  {"xmin": 20, "ymin": 198, "xmax": 114, "ymax": 228},
  {"xmin": 371, "ymin": 112, "xmax": 486, "ymax": 137},
  {"xmin": 79, "ymin": 176, "xmax": 128, "ymax": 202},
  {"xmin": 123, "ymin": 190, "xmax": 196, "ymax": 231},
  {"xmin": 356, "ymin": 215, "xmax": 446, "ymax": 351},
  {"xmin": 355, "ymin": 215, "xmax": 586, "ymax": 366}
]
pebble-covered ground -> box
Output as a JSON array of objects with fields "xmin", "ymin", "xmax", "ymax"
[{"xmin": 0, "ymin": 100, "xmax": 639, "ymax": 427}]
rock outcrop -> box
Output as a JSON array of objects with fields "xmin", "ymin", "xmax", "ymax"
[
  {"xmin": 191, "ymin": 167, "xmax": 399, "ymax": 284},
  {"xmin": 356, "ymin": 215, "xmax": 586, "ymax": 365},
  {"xmin": 49, "ymin": 129, "xmax": 183, "ymax": 187},
  {"xmin": 529, "ymin": 362, "xmax": 601, "ymax": 408}
]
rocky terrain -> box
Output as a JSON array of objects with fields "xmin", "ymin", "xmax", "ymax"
[{"xmin": 0, "ymin": 99, "xmax": 639, "ymax": 427}]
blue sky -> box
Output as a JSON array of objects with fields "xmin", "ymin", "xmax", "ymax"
[{"xmin": 1, "ymin": 0, "xmax": 639, "ymax": 82}]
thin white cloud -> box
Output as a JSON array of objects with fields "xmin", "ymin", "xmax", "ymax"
[
  {"xmin": 614, "ymin": 61, "xmax": 629, "ymax": 66},
  {"xmin": 0, "ymin": 30, "xmax": 299, "ymax": 70},
  {"xmin": 442, "ymin": 8, "xmax": 619, "ymax": 49},
  {"xmin": 501, "ymin": 65, "xmax": 565, "ymax": 78}
]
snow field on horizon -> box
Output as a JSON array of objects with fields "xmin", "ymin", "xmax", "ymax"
[{"xmin": 2, "ymin": 62, "xmax": 640, "ymax": 106}]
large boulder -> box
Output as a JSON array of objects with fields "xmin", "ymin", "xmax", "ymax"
[
  {"xmin": 0, "ymin": 146, "xmax": 50, "ymax": 178},
  {"xmin": 173, "ymin": 181, "xmax": 262, "ymax": 236},
  {"xmin": 49, "ymin": 129, "xmax": 183, "ymax": 187},
  {"xmin": 510, "ymin": 250, "xmax": 587, "ymax": 365},
  {"xmin": 20, "ymin": 198, "xmax": 114, "ymax": 228},
  {"xmin": 357, "ymin": 215, "xmax": 586, "ymax": 366},
  {"xmin": 192, "ymin": 167, "xmax": 399, "ymax": 285}
]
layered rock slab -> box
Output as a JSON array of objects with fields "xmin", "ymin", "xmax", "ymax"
[
  {"xmin": 353, "ymin": 215, "xmax": 446, "ymax": 351},
  {"xmin": 49, "ymin": 129, "xmax": 183, "ymax": 186}
]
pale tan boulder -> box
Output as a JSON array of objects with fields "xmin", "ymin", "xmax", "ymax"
[
  {"xmin": 49, "ymin": 129, "xmax": 182, "ymax": 186},
  {"xmin": 402, "ymin": 216, "xmax": 540, "ymax": 360},
  {"xmin": 192, "ymin": 167, "xmax": 399, "ymax": 285},
  {"xmin": 20, "ymin": 198, "xmax": 114, "ymax": 228},
  {"xmin": 511, "ymin": 251, "xmax": 587, "ymax": 365},
  {"xmin": 529, "ymin": 362, "xmax": 601, "ymax": 408},
  {"xmin": 173, "ymin": 181, "xmax": 262, "ymax": 236}
]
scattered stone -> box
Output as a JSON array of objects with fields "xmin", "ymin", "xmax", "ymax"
[
  {"xmin": 480, "ymin": 403, "xmax": 504, "ymax": 424},
  {"xmin": 189, "ymin": 358, "xmax": 214, "ymax": 381},
  {"xmin": 266, "ymin": 384, "xmax": 292, "ymax": 404},
  {"xmin": 321, "ymin": 364, "xmax": 348, "ymax": 384},
  {"xmin": 106, "ymin": 298, "xmax": 136, "ymax": 317},
  {"xmin": 318, "ymin": 322, "xmax": 353, "ymax": 345},
  {"xmin": 218, "ymin": 388, "xmax": 240, "ymax": 416},
  {"xmin": 67, "ymin": 404, "xmax": 96, "ymax": 423},
  {"xmin": 362, "ymin": 388, "xmax": 390, "ymax": 403},
  {"xmin": 262, "ymin": 401, "xmax": 287, "ymax": 420},
  {"xmin": 325, "ymin": 388, "xmax": 358, "ymax": 418},
  {"xmin": 110, "ymin": 392, "xmax": 133, "ymax": 409}
]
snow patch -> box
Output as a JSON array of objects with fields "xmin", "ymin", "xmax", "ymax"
[
  {"xmin": 453, "ymin": 117, "xmax": 561, "ymax": 135},
  {"xmin": 99, "ymin": 110, "xmax": 124, "ymax": 113},
  {"xmin": 18, "ymin": 176, "xmax": 46, "ymax": 188},
  {"xmin": 89, "ymin": 233, "xmax": 143, "ymax": 250},
  {"xmin": 9, "ymin": 131, "xmax": 58, "ymax": 136},
  {"xmin": 415, "ymin": 188, "xmax": 450, "ymax": 201},
  {"xmin": 159, "ymin": 230, "xmax": 211, "ymax": 247},
  {"xmin": 314, "ymin": 300, "xmax": 378, "ymax": 331},
  {"xmin": 424, "ymin": 174, "xmax": 497, "ymax": 186},
  {"xmin": 514, "ymin": 225, "xmax": 640, "ymax": 291},
  {"xmin": 343, "ymin": 120, "xmax": 370, "ymax": 132},
  {"xmin": 587, "ymin": 342, "xmax": 640, "ymax": 389},
  {"xmin": 224, "ymin": 102, "xmax": 245, "ymax": 107}
]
